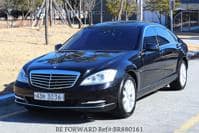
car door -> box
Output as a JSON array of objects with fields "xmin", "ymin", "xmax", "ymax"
[
  {"xmin": 155, "ymin": 27, "xmax": 179, "ymax": 78},
  {"xmin": 140, "ymin": 27, "xmax": 163, "ymax": 90}
]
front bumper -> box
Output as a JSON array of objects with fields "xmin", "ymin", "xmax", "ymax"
[{"xmin": 14, "ymin": 82, "xmax": 119, "ymax": 112}]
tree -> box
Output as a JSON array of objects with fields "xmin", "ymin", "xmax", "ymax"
[
  {"xmin": 0, "ymin": 0, "xmax": 44, "ymax": 20},
  {"xmin": 35, "ymin": 0, "xmax": 44, "ymax": 7},
  {"xmin": 83, "ymin": 0, "xmax": 96, "ymax": 25},
  {"xmin": 106, "ymin": 0, "xmax": 120, "ymax": 20},
  {"xmin": 1, "ymin": 0, "xmax": 15, "ymax": 18},
  {"xmin": 0, "ymin": 0, "xmax": 4, "ymax": 9},
  {"xmin": 124, "ymin": 0, "xmax": 137, "ymax": 20},
  {"xmin": 0, "ymin": 0, "xmax": 17, "ymax": 27},
  {"xmin": 145, "ymin": 0, "xmax": 180, "ymax": 24},
  {"xmin": 15, "ymin": 0, "xmax": 31, "ymax": 20},
  {"xmin": 106, "ymin": 0, "xmax": 136, "ymax": 21}
]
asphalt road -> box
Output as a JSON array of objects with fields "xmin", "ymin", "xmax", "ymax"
[{"xmin": 0, "ymin": 60, "xmax": 199, "ymax": 133}]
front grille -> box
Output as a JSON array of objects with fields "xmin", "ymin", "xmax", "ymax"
[{"xmin": 30, "ymin": 70, "xmax": 80, "ymax": 89}]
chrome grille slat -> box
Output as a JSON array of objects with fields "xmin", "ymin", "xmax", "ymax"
[
  {"xmin": 31, "ymin": 74, "xmax": 50, "ymax": 78},
  {"xmin": 30, "ymin": 70, "xmax": 80, "ymax": 89},
  {"xmin": 31, "ymin": 77, "xmax": 76, "ymax": 81},
  {"xmin": 46, "ymin": 77, "xmax": 76, "ymax": 80},
  {"xmin": 31, "ymin": 77, "xmax": 50, "ymax": 80},
  {"xmin": 31, "ymin": 79, "xmax": 50, "ymax": 84},
  {"xmin": 32, "ymin": 74, "xmax": 77, "ymax": 78},
  {"xmin": 50, "ymin": 81, "xmax": 75, "ymax": 84},
  {"xmin": 48, "ymin": 84, "xmax": 74, "ymax": 87},
  {"xmin": 33, "ymin": 82, "xmax": 49, "ymax": 87}
]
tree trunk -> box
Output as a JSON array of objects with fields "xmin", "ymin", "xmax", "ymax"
[
  {"xmin": 45, "ymin": 0, "xmax": 49, "ymax": 45},
  {"xmin": 22, "ymin": 11, "xmax": 25, "ymax": 20},
  {"xmin": 33, "ymin": 0, "xmax": 45, "ymax": 27},
  {"xmin": 49, "ymin": 0, "xmax": 53, "ymax": 26},
  {"xmin": 88, "ymin": 11, "xmax": 91, "ymax": 25},
  {"xmin": 24, "ymin": 9, "xmax": 31, "ymax": 20},
  {"xmin": 88, "ymin": 11, "xmax": 93, "ymax": 25},
  {"xmin": 84, "ymin": 10, "xmax": 87, "ymax": 24},
  {"xmin": 118, "ymin": 0, "xmax": 125, "ymax": 21},
  {"xmin": 64, "ymin": 0, "xmax": 82, "ymax": 25},
  {"xmin": 78, "ymin": 0, "xmax": 82, "ymax": 28},
  {"xmin": 125, "ymin": 0, "xmax": 128, "ymax": 21},
  {"xmin": 52, "ymin": 0, "xmax": 66, "ymax": 24},
  {"xmin": 91, "ymin": 11, "xmax": 93, "ymax": 24},
  {"xmin": 6, "ymin": 12, "xmax": 9, "ymax": 28},
  {"xmin": 100, "ymin": 0, "xmax": 103, "ymax": 23},
  {"xmin": 63, "ymin": 1, "xmax": 72, "ymax": 27}
]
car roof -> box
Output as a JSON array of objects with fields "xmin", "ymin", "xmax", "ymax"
[{"xmin": 90, "ymin": 21, "xmax": 164, "ymax": 29}]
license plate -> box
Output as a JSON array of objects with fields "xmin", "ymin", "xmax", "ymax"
[{"xmin": 34, "ymin": 92, "xmax": 65, "ymax": 101}]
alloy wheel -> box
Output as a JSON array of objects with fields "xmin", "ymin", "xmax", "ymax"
[{"xmin": 122, "ymin": 79, "xmax": 136, "ymax": 113}]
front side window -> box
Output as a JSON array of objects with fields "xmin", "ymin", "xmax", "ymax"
[
  {"xmin": 61, "ymin": 26, "xmax": 140, "ymax": 51},
  {"xmin": 143, "ymin": 27, "xmax": 158, "ymax": 49}
]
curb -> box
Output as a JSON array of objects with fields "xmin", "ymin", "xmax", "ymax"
[{"xmin": 0, "ymin": 93, "xmax": 15, "ymax": 106}]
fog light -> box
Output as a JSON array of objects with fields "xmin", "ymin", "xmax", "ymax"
[
  {"xmin": 81, "ymin": 100, "xmax": 106, "ymax": 105},
  {"xmin": 15, "ymin": 95, "xmax": 25, "ymax": 101}
]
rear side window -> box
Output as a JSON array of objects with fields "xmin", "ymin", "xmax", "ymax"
[
  {"xmin": 143, "ymin": 27, "xmax": 158, "ymax": 49},
  {"xmin": 157, "ymin": 36, "xmax": 169, "ymax": 45},
  {"xmin": 155, "ymin": 27, "xmax": 176, "ymax": 45}
]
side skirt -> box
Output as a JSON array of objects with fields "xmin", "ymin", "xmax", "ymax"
[{"xmin": 136, "ymin": 73, "xmax": 178, "ymax": 99}]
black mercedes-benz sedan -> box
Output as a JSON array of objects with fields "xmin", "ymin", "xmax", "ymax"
[{"xmin": 14, "ymin": 21, "xmax": 188, "ymax": 118}]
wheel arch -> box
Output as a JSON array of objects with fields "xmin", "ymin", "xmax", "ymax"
[
  {"xmin": 126, "ymin": 69, "xmax": 140, "ymax": 93},
  {"xmin": 124, "ymin": 63, "xmax": 140, "ymax": 92},
  {"xmin": 177, "ymin": 56, "xmax": 188, "ymax": 72},
  {"xmin": 182, "ymin": 56, "xmax": 188, "ymax": 69},
  {"xmin": 127, "ymin": 71, "xmax": 137, "ymax": 86}
]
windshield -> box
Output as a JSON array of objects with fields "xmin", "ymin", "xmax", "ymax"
[{"xmin": 60, "ymin": 26, "xmax": 140, "ymax": 51}]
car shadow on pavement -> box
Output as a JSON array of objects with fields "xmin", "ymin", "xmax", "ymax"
[
  {"xmin": 159, "ymin": 86, "xmax": 183, "ymax": 91},
  {"xmin": 0, "ymin": 82, "xmax": 14, "ymax": 95},
  {"xmin": 0, "ymin": 104, "xmax": 121, "ymax": 124}
]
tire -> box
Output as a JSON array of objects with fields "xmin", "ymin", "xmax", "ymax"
[
  {"xmin": 111, "ymin": 74, "xmax": 137, "ymax": 118},
  {"xmin": 170, "ymin": 60, "xmax": 187, "ymax": 90}
]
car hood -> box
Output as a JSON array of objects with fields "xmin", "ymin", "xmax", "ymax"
[{"xmin": 24, "ymin": 50, "xmax": 138, "ymax": 73}]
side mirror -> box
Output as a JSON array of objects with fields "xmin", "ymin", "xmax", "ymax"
[
  {"xmin": 55, "ymin": 44, "xmax": 63, "ymax": 51},
  {"xmin": 145, "ymin": 43, "xmax": 159, "ymax": 51}
]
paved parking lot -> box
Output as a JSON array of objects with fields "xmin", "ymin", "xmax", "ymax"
[{"xmin": 0, "ymin": 60, "xmax": 199, "ymax": 133}]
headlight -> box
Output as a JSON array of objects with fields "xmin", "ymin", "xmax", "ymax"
[
  {"xmin": 17, "ymin": 69, "xmax": 28, "ymax": 83},
  {"xmin": 80, "ymin": 69, "xmax": 117, "ymax": 86}
]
